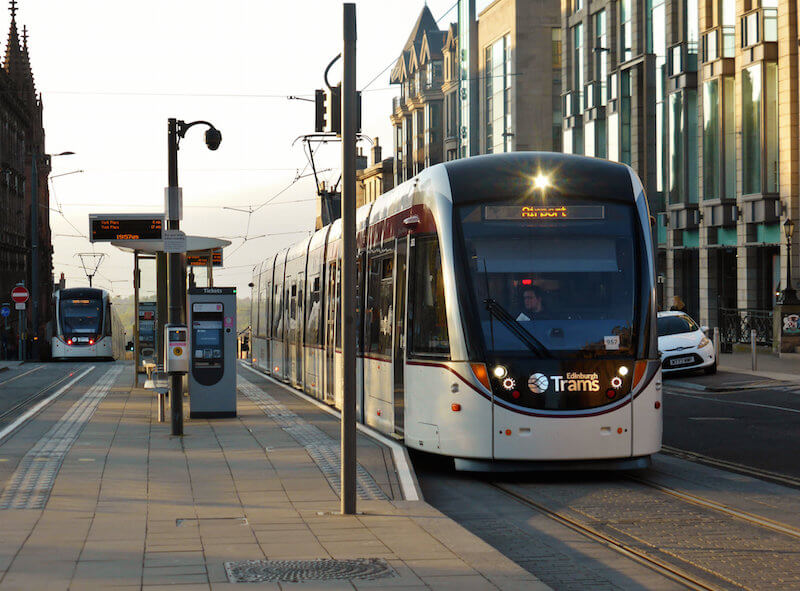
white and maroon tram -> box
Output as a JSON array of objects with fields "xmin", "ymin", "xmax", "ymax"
[{"xmin": 250, "ymin": 153, "xmax": 662, "ymax": 469}]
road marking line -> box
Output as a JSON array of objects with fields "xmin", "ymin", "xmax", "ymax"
[
  {"xmin": 666, "ymin": 391, "xmax": 800, "ymax": 414},
  {"xmin": 0, "ymin": 366, "xmax": 95, "ymax": 445},
  {"xmin": 240, "ymin": 362, "xmax": 420, "ymax": 502}
]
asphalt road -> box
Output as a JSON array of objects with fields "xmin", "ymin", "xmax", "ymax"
[{"xmin": 663, "ymin": 369, "xmax": 800, "ymax": 481}]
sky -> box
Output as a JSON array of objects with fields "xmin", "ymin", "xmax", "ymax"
[{"xmin": 11, "ymin": 0, "xmax": 490, "ymax": 297}]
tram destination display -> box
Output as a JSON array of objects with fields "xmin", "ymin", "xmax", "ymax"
[
  {"xmin": 89, "ymin": 214, "xmax": 164, "ymax": 242},
  {"xmin": 484, "ymin": 205, "xmax": 605, "ymax": 221}
]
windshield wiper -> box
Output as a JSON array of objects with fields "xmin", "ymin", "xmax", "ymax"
[{"xmin": 484, "ymin": 298, "xmax": 553, "ymax": 358}]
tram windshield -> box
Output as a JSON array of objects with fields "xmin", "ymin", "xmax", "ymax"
[
  {"xmin": 457, "ymin": 201, "xmax": 639, "ymax": 358},
  {"xmin": 60, "ymin": 297, "xmax": 103, "ymax": 334}
]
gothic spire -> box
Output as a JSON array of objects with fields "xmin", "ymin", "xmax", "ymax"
[{"xmin": 4, "ymin": 0, "xmax": 24, "ymax": 77}]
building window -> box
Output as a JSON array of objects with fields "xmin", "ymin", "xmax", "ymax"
[
  {"xmin": 552, "ymin": 28, "xmax": 562, "ymax": 152},
  {"xmin": 593, "ymin": 10, "xmax": 607, "ymax": 103},
  {"xmin": 607, "ymin": 111, "xmax": 619, "ymax": 161},
  {"xmin": 573, "ymin": 24, "xmax": 584, "ymax": 114},
  {"xmin": 703, "ymin": 79, "xmax": 720, "ymax": 200},
  {"xmin": 742, "ymin": 63, "xmax": 761, "ymax": 194},
  {"xmin": 484, "ymin": 35, "xmax": 512, "ymax": 154},
  {"xmin": 669, "ymin": 92, "xmax": 684, "ymax": 204},
  {"xmin": 723, "ymin": 76, "xmax": 736, "ymax": 200},
  {"xmin": 620, "ymin": 0, "xmax": 632, "ymax": 62},
  {"xmin": 620, "ymin": 71, "xmax": 631, "ymax": 165},
  {"xmin": 653, "ymin": 0, "xmax": 666, "ymax": 193},
  {"xmin": 765, "ymin": 61, "xmax": 778, "ymax": 193}
]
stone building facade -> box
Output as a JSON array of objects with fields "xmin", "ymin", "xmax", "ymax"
[
  {"xmin": 390, "ymin": 2, "xmax": 561, "ymax": 187},
  {"xmin": 0, "ymin": 3, "xmax": 51, "ymax": 359},
  {"xmin": 562, "ymin": 0, "xmax": 797, "ymax": 328}
]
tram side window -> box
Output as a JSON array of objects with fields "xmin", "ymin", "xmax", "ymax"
[
  {"xmin": 273, "ymin": 283, "xmax": 283, "ymax": 337},
  {"xmin": 378, "ymin": 258, "xmax": 394, "ymax": 356},
  {"xmin": 411, "ymin": 238, "xmax": 450, "ymax": 357},
  {"xmin": 335, "ymin": 263, "xmax": 342, "ymax": 349},
  {"xmin": 365, "ymin": 257, "xmax": 381, "ymax": 354},
  {"xmin": 365, "ymin": 255, "xmax": 393, "ymax": 356},
  {"xmin": 306, "ymin": 275, "xmax": 322, "ymax": 345}
]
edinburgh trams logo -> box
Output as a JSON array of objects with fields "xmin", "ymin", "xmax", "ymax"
[
  {"xmin": 527, "ymin": 373, "xmax": 549, "ymax": 394},
  {"xmin": 528, "ymin": 372, "xmax": 601, "ymax": 393}
]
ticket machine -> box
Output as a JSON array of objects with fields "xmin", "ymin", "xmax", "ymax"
[{"xmin": 187, "ymin": 287, "xmax": 237, "ymax": 417}]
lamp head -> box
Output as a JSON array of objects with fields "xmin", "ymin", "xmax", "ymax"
[
  {"xmin": 205, "ymin": 127, "xmax": 222, "ymax": 151},
  {"xmin": 785, "ymin": 218, "xmax": 795, "ymax": 240}
]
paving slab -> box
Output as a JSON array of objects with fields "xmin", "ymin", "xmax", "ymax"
[{"xmin": 0, "ymin": 362, "xmax": 548, "ymax": 590}]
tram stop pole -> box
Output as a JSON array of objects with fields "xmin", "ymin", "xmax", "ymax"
[
  {"xmin": 340, "ymin": 2, "xmax": 357, "ymax": 515},
  {"xmin": 167, "ymin": 118, "xmax": 184, "ymax": 437}
]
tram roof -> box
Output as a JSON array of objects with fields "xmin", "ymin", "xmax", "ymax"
[{"xmin": 441, "ymin": 152, "xmax": 635, "ymax": 205}]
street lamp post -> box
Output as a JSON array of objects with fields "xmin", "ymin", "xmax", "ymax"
[
  {"xmin": 779, "ymin": 218, "xmax": 799, "ymax": 305},
  {"xmin": 166, "ymin": 118, "xmax": 221, "ymax": 436},
  {"xmin": 30, "ymin": 149, "xmax": 74, "ymax": 360}
]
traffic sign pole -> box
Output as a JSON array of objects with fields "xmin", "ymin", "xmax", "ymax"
[{"xmin": 11, "ymin": 284, "xmax": 28, "ymax": 361}]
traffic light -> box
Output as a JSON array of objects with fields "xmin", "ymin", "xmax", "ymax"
[
  {"xmin": 315, "ymin": 85, "xmax": 360, "ymax": 136},
  {"xmin": 315, "ymin": 89, "xmax": 326, "ymax": 133},
  {"xmin": 326, "ymin": 84, "xmax": 342, "ymax": 135}
]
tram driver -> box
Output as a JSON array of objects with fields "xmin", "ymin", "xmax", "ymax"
[{"xmin": 516, "ymin": 285, "xmax": 546, "ymax": 322}]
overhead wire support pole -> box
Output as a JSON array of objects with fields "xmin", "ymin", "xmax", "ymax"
[{"xmin": 340, "ymin": 2, "xmax": 357, "ymax": 516}]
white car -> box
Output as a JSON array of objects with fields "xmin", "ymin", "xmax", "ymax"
[{"xmin": 657, "ymin": 311, "xmax": 716, "ymax": 374}]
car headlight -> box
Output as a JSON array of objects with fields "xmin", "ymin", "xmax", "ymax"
[{"xmin": 698, "ymin": 336, "xmax": 710, "ymax": 349}]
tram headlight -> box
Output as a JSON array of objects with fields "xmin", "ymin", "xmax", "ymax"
[
  {"xmin": 533, "ymin": 174, "xmax": 550, "ymax": 190},
  {"xmin": 492, "ymin": 365, "xmax": 508, "ymax": 379},
  {"xmin": 618, "ymin": 366, "xmax": 629, "ymax": 376}
]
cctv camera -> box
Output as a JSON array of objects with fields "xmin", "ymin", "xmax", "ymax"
[{"xmin": 205, "ymin": 128, "xmax": 222, "ymax": 151}]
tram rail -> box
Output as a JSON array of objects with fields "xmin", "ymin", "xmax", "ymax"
[
  {"xmin": 0, "ymin": 365, "xmax": 44, "ymax": 387},
  {"xmin": 0, "ymin": 366, "xmax": 81, "ymax": 425},
  {"xmin": 489, "ymin": 481, "xmax": 727, "ymax": 590},
  {"xmin": 661, "ymin": 445, "xmax": 800, "ymax": 490}
]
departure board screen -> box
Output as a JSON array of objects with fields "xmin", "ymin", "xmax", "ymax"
[
  {"xmin": 89, "ymin": 215, "xmax": 163, "ymax": 242},
  {"xmin": 483, "ymin": 205, "xmax": 605, "ymax": 221},
  {"xmin": 187, "ymin": 249, "xmax": 223, "ymax": 267}
]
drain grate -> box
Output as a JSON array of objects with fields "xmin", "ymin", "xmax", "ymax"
[{"xmin": 225, "ymin": 558, "xmax": 396, "ymax": 583}]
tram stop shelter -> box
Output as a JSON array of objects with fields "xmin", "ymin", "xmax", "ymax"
[{"xmin": 112, "ymin": 236, "xmax": 231, "ymax": 386}]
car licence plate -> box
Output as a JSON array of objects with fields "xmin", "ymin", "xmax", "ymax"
[{"xmin": 668, "ymin": 355, "xmax": 695, "ymax": 368}]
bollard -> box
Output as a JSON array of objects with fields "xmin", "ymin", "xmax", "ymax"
[
  {"xmin": 713, "ymin": 327, "xmax": 720, "ymax": 360},
  {"xmin": 751, "ymin": 329, "xmax": 757, "ymax": 371}
]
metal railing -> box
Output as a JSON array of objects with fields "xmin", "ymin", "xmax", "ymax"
[{"xmin": 719, "ymin": 308, "xmax": 773, "ymax": 348}]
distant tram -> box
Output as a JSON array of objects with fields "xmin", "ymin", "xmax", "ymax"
[
  {"xmin": 250, "ymin": 153, "xmax": 662, "ymax": 469},
  {"xmin": 51, "ymin": 287, "xmax": 124, "ymax": 360}
]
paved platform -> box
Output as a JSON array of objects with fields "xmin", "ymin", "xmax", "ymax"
[
  {"xmin": 718, "ymin": 351, "xmax": 800, "ymax": 383},
  {"xmin": 0, "ymin": 361, "xmax": 547, "ymax": 590}
]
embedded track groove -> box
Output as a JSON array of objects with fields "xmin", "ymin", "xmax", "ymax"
[
  {"xmin": 489, "ymin": 481, "xmax": 742, "ymax": 591},
  {"xmin": 0, "ymin": 367, "xmax": 80, "ymax": 424}
]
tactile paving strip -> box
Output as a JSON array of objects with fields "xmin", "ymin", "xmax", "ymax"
[
  {"xmin": 225, "ymin": 558, "xmax": 396, "ymax": 582},
  {"xmin": 238, "ymin": 377, "xmax": 387, "ymax": 501},
  {"xmin": 0, "ymin": 365, "xmax": 123, "ymax": 510}
]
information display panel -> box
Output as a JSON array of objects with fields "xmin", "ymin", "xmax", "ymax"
[
  {"xmin": 89, "ymin": 214, "xmax": 164, "ymax": 242},
  {"xmin": 187, "ymin": 249, "xmax": 223, "ymax": 267}
]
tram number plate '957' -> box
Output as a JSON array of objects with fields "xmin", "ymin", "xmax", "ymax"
[{"xmin": 667, "ymin": 355, "xmax": 696, "ymax": 368}]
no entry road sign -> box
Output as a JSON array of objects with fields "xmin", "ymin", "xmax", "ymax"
[{"xmin": 11, "ymin": 286, "xmax": 29, "ymax": 303}]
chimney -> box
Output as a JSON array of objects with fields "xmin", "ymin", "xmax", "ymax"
[
  {"xmin": 356, "ymin": 147, "xmax": 368, "ymax": 171},
  {"xmin": 371, "ymin": 137, "xmax": 382, "ymax": 166}
]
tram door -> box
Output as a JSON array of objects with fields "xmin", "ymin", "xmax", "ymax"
[
  {"xmin": 392, "ymin": 238, "xmax": 407, "ymax": 436},
  {"xmin": 324, "ymin": 260, "xmax": 337, "ymax": 404}
]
